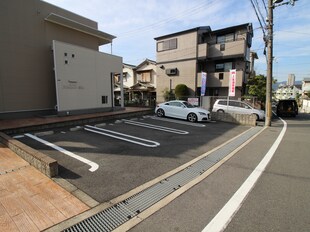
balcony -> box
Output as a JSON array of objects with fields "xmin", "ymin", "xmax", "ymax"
[
  {"xmin": 208, "ymin": 40, "xmax": 246, "ymax": 59},
  {"xmin": 197, "ymin": 71, "xmax": 244, "ymax": 87}
]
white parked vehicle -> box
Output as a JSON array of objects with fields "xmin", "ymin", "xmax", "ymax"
[
  {"xmin": 212, "ymin": 99, "xmax": 265, "ymax": 120},
  {"xmin": 155, "ymin": 100, "xmax": 211, "ymax": 122}
]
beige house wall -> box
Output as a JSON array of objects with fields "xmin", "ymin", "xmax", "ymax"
[
  {"xmin": 156, "ymin": 32, "xmax": 197, "ymax": 63},
  {"xmin": 0, "ymin": 0, "xmax": 112, "ymax": 116}
]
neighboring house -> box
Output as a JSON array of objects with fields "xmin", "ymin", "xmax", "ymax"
[
  {"xmin": 154, "ymin": 23, "xmax": 254, "ymax": 102},
  {"xmin": 114, "ymin": 63, "xmax": 136, "ymax": 105},
  {"xmin": 275, "ymin": 85, "xmax": 301, "ymax": 100},
  {"xmin": 0, "ymin": 0, "xmax": 122, "ymax": 118},
  {"xmin": 302, "ymin": 78, "xmax": 310, "ymax": 98},
  {"xmin": 130, "ymin": 59, "xmax": 156, "ymax": 105},
  {"xmin": 114, "ymin": 59, "xmax": 157, "ymax": 106}
]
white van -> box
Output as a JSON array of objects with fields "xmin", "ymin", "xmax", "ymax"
[{"xmin": 212, "ymin": 99, "xmax": 265, "ymax": 120}]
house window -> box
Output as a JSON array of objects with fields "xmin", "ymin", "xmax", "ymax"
[
  {"xmin": 219, "ymin": 73, "xmax": 224, "ymax": 80},
  {"xmin": 141, "ymin": 72, "xmax": 151, "ymax": 82},
  {"xmin": 215, "ymin": 62, "xmax": 233, "ymax": 72},
  {"xmin": 157, "ymin": 38, "xmax": 177, "ymax": 52},
  {"xmin": 217, "ymin": 33, "xmax": 235, "ymax": 44},
  {"xmin": 102, "ymin": 96, "xmax": 108, "ymax": 104}
]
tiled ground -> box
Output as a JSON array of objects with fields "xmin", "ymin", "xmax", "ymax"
[{"xmin": 0, "ymin": 145, "xmax": 89, "ymax": 231}]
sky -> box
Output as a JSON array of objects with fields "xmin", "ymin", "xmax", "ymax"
[{"xmin": 43, "ymin": 0, "xmax": 310, "ymax": 82}]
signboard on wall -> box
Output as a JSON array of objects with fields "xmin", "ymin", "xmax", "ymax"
[{"xmin": 229, "ymin": 69, "xmax": 236, "ymax": 97}]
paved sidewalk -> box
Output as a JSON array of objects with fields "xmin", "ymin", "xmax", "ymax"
[{"xmin": 0, "ymin": 144, "xmax": 90, "ymax": 231}]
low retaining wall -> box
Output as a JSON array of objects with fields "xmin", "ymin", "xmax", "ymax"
[
  {"xmin": 0, "ymin": 132, "xmax": 58, "ymax": 177},
  {"xmin": 211, "ymin": 112, "xmax": 256, "ymax": 126}
]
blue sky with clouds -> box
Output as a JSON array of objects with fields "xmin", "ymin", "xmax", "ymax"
[{"xmin": 43, "ymin": 0, "xmax": 310, "ymax": 82}]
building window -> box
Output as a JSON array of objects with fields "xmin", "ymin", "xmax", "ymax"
[
  {"xmin": 217, "ymin": 33, "xmax": 235, "ymax": 44},
  {"xmin": 219, "ymin": 73, "xmax": 224, "ymax": 80},
  {"xmin": 157, "ymin": 38, "xmax": 177, "ymax": 52},
  {"xmin": 102, "ymin": 96, "xmax": 108, "ymax": 104},
  {"xmin": 215, "ymin": 62, "xmax": 233, "ymax": 72},
  {"xmin": 141, "ymin": 72, "xmax": 151, "ymax": 82}
]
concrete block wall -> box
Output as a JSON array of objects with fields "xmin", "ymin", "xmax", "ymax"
[
  {"xmin": 211, "ymin": 112, "xmax": 256, "ymax": 126},
  {"xmin": 0, "ymin": 132, "xmax": 58, "ymax": 177}
]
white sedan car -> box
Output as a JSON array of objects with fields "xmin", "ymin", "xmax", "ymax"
[{"xmin": 155, "ymin": 100, "xmax": 211, "ymax": 122}]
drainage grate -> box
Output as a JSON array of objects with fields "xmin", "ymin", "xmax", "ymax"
[{"xmin": 64, "ymin": 127, "xmax": 262, "ymax": 232}]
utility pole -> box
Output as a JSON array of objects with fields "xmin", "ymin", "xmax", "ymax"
[
  {"xmin": 265, "ymin": 0, "xmax": 273, "ymax": 127},
  {"xmin": 265, "ymin": 0, "xmax": 297, "ymax": 127}
]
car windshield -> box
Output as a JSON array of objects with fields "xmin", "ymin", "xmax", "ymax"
[{"xmin": 182, "ymin": 101, "xmax": 195, "ymax": 108}]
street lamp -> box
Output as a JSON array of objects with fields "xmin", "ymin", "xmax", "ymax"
[{"xmin": 265, "ymin": 0, "xmax": 297, "ymax": 127}]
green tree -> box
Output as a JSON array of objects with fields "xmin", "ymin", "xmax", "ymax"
[
  {"xmin": 247, "ymin": 75, "xmax": 266, "ymax": 102},
  {"xmin": 175, "ymin": 84, "xmax": 189, "ymax": 100}
]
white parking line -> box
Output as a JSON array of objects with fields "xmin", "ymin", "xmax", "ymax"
[
  {"xmin": 150, "ymin": 116, "xmax": 206, "ymax": 127},
  {"xmin": 122, "ymin": 119, "xmax": 189, "ymax": 134},
  {"xmin": 25, "ymin": 133, "xmax": 99, "ymax": 172},
  {"xmin": 84, "ymin": 125, "xmax": 160, "ymax": 147},
  {"xmin": 202, "ymin": 118, "xmax": 287, "ymax": 232}
]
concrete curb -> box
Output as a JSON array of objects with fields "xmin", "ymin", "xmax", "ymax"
[{"xmin": 0, "ymin": 132, "xmax": 58, "ymax": 177}]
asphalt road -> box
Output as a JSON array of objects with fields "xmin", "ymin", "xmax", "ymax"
[
  {"xmin": 129, "ymin": 113, "xmax": 310, "ymax": 232},
  {"xmin": 17, "ymin": 116, "xmax": 250, "ymax": 203}
]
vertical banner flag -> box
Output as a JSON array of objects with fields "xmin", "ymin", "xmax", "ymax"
[
  {"xmin": 229, "ymin": 69, "xmax": 236, "ymax": 97},
  {"xmin": 201, "ymin": 72, "xmax": 207, "ymax": 96}
]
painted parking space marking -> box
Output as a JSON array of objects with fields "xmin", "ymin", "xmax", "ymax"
[
  {"xmin": 25, "ymin": 133, "xmax": 99, "ymax": 172},
  {"xmin": 122, "ymin": 119, "xmax": 189, "ymax": 134},
  {"xmin": 150, "ymin": 116, "xmax": 206, "ymax": 127},
  {"xmin": 84, "ymin": 125, "xmax": 160, "ymax": 148}
]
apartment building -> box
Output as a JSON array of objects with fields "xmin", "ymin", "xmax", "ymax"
[
  {"xmin": 154, "ymin": 23, "xmax": 253, "ymax": 102},
  {"xmin": 0, "ymin": 0, "xmax": 122, "ymax": 118}
]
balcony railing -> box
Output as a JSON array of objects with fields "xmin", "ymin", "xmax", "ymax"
[{"xmin": 208, "ymin": 40, "xmax": 246, "ymax": 59}]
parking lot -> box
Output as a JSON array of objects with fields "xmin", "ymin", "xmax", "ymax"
[{"xmin": 16, "ymin": 115, "xmax": 250, "ymax": 203}]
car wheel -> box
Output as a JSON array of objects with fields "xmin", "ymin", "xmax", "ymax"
[
  {"xmin": 156, "ymin": 108, "xmax": 165, "ymax": 117},
  {"xmin": 187, "ymin": 113, "xmax": 197, "ymax": 122},
  {"xmin": 252, "ymin": 114, "xmax": 259, "ymax": 121},
  {"xmin": 217, "ymin": 109, "xmax": 225, "ymax": 113}
]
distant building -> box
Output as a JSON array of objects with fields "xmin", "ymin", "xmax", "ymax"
[
  {"xmin": 275, "ymin": 85, "xmax": 301, "ymax": 100},
  {"xmin": 0, "ymin": 0, "xmax": 121, "ymax": 118},
  {"xmin": 154, "ymin": 23, "xmax": 254, "ymax": 102},
  {"xmin": 287, "ymin": 74, "xmax": 295, "ymax": 86},
  {"xmin": 302, "ymin": 78, "xmax": 310, "ymax": 97}
]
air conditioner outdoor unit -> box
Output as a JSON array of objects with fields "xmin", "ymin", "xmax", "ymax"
[{"xmin": 166, "ymin": 68, "xmax": 178, "ymax": 75}]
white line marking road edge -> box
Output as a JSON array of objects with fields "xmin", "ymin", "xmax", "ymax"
[
  {"xmin": 202, "ymin": 118, "xmax": 287, "ymax": 232},
  {"xmin": 25, "ymin": 133, "xmax": 99, "ymax": 172}
]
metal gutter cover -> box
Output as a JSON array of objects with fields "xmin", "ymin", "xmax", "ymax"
[{"xmin": 64, "ymin": 126, "xmax": 262, "ymax": 232}]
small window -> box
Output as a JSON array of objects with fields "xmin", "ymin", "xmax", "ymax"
[
  {"xmin": 219, "ymin": 73, "xmax": 224, "ymax": 80},
  {"xmin": 217, "ymin": 33, "xmax": 235, "ymax": 44},
  {"xmin": 220, "ymin": 44, "xmax": 225, "ymax": 51},
  {"xmin": 102, "ymin": 96, "xmax": 108, "ymax": 104},
  {"xmin": 65, "ymin": 60, "xmax": 68, "ymax": 64},
  {"xmin": 157, "ymin": 38, "xmax": 177, "ymax": 52}
]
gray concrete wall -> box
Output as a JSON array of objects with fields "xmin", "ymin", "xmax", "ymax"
[{"xmin": 211, "ymin": 112, "xmax": 256, "ymax": 126}]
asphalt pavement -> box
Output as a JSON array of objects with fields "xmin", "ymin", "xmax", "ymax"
[{"xmin": 129, "ymin": 114, "xmax": 310, "ymax": 232}]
